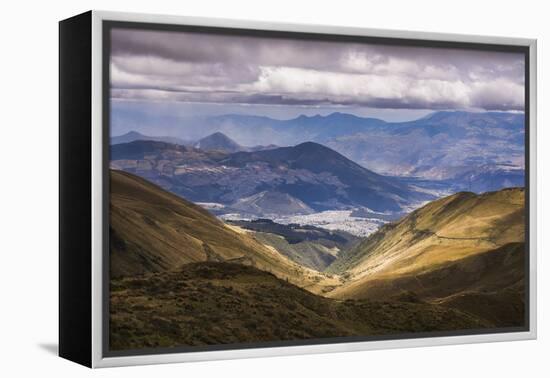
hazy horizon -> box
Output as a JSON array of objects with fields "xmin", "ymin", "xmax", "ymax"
[{"xmin": 110, "ymin": 99, "xmax": 524, "ymax": 138}]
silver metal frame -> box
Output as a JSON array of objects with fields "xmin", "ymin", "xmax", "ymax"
[{"xmin": 90, "ymin": 10, "xmax": 537, "ymax": 368}]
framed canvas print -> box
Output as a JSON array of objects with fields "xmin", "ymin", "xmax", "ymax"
[{"xmin": 59, "ymin": 10, "xmax": 537, "ymax": 368}]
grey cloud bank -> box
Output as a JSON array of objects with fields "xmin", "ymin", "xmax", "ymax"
[{"xmin": 110, "ymin": 28, "xmax": 525, "ymax": 111}]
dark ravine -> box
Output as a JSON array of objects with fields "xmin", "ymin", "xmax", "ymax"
[{"xmin": 229, "ymin": 219, "xmax": 358, "ymax": 271}]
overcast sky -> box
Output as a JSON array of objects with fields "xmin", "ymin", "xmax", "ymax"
[{"xmin": 110, "ymin": 27, "xmax": 525, "ymax": 120}]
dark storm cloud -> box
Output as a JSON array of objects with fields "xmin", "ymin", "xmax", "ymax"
[
  {"xmin": 111, "ymin": 29, "xmax": 347, "ymax": 70},
  {"xmin": 110, "ymin": 28, "xmax": 525, "ymax": 110}
]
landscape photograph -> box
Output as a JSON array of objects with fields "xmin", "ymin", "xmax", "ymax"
[{"xmin": 107, "ymin": 26, "xmax": 527, "ymax": 352}]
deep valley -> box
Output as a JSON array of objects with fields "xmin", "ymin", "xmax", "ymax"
[{"xmin": 109, "ymin": 168, "xmax": 526, "ymax": 351}]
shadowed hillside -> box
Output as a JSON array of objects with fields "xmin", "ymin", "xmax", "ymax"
[
  {"xmin": 110, "ymin": 262, "xmax": 489, "ymax": 350},
  {"xmin": 330, "ymin": 243, "xmax": 525, "ymax": 327}
]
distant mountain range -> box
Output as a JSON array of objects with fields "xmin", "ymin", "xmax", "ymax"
[
  {"xmin": 112, "ymin": 130, "xmax": 278, "ymax": 153},
  {"xmin": 110, "ymin": 139, "xmax": 432, "ymax": 215},
  {"xmin": 178, "ymin": 112, "xmax": 389, "ymax": 146},
  {"xmin": 323, "ymin": 111, "xmax": 525, "ymax": 182},
  {"xmin": 111, "ymin": 111, "xmax": 525, "ymax": 192}
]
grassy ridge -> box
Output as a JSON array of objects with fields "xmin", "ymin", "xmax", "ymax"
[
  {"xmin": 325, "ymin": 189, "xmax": 526, "ymax": 328},
  {"xmin": 327, "ymin": 188, "xmax": 524, "ymax": 280}
]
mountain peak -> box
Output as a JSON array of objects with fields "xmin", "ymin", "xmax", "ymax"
[
  {"xmin": 325, "ymin": 111, "xmax": 352, "ymax": 118},
  {"xmin": 209, "ymin": 131, "xmax": 230, "ymax": 138},
  {"xmin": 293, "ymin": 141, "xmax": 334, "ymax": 153},
  {"xmin": 195, "ymin": 132, "xmax": 242, "ymax": 153},
  {"xmin": 113, "ymin": 130, "xmax": 147, "ymax": 139}
]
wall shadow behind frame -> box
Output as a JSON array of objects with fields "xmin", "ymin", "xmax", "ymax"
[{"xmin": 59, "ymin": 11, "xmax": 92, "ymax": 368}]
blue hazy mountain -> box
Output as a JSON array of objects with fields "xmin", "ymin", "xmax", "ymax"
[
  {"xmin": 110, "ymin": 140, "xmax": 432, "ymax": 214},
  {"xmin": 194, "ymin": 132, "xmax": 243, "ymax": 153},
  {"xmin": 323, "ymin": 111, "xmax": 525, "ymax": 183},
  {"xmin": 200, "ymin": 112, "xmax": 388, "ymax": 146},
  {"xmin": 111, "ymin": 131, "xmax": 190, "ymax": 146},
  {"xmin": 449, "ymin": 164, "xmax": 525, "ymax": 193}
]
